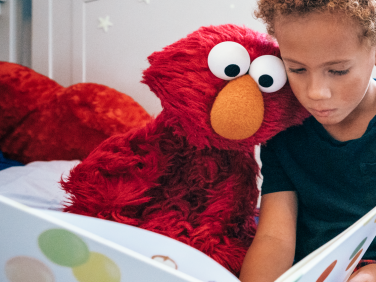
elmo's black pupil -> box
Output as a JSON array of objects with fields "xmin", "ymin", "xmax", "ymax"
[
  {"xmin": 259, "ymin": 75, "xmax": 273, "ymax": 88},
  {"xmin": 225, "ymin": 64, "xmax": 240, "ymax": 77}
]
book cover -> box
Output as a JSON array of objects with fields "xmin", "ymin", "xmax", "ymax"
[{"xmin": 0, "ymin": 195, "xmax": 238, "ymax": 282}]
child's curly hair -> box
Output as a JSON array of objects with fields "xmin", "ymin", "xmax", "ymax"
[{"xmin": 255, "ymin": 0, "xmax": 376, "ymax": 45}]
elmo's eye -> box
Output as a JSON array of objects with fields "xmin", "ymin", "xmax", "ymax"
[
  {"xmin": 249, "ymin": 55, "xmax": 287, "ymax": 93},
  {"xmin": 208, "ymin": 41, "xmax": 250, "ymax": 81}
]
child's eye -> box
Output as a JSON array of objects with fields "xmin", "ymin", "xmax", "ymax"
[
  {"xmin": 288, "ymin": 68, "xmax": 305, "ymax": 74},
  {"xmin": 329, "ymin": 69, "xmax": 350, "ymax": 76}
]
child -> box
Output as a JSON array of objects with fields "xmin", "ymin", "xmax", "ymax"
[{"xmin": 239, "ymin": 0, "xmax": 376, "ymax": 281}]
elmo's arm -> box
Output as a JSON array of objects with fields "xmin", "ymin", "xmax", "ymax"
[{"xmin": 61, "ymin": 125, "xmax": 168, "ymax": 225}]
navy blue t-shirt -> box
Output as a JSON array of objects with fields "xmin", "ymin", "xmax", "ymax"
[{"xmin": 261, "ymin": 115, "xmax": 376, "ymax": 262}]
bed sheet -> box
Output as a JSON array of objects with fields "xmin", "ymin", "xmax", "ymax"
[{"xmin": 0, "ymin": 160, "xmax": 80, "ymax": 211}]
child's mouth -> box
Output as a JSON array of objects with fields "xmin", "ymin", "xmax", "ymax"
[{"xmin": 311, "ymin": 108, "xmax": 336, "ymax": 117}]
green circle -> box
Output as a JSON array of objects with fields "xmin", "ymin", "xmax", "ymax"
[
  {"xmin": 350, "ymin": 237, "xmax": 367, "ymax": 260},
  {"xmin": 38, "ymin": 228, "xmax": 90, "ymax": 267}
]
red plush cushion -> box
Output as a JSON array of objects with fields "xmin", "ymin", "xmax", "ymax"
[{"xmin": 0, "ymin": 62, "xmax": 151, "ymax": 164}]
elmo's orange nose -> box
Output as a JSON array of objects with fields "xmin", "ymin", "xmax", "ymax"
[{"xmin": 210, "ymin": 75, "xmax": 264, "ymax": 140}]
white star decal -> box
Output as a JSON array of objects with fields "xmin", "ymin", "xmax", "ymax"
[{"xmin": 98, "ymin": 16, "xmax": 113, "ymax": 32}]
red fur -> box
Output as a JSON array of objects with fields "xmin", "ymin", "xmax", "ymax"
[
  {"xmin": 62, "ymin": 24, "xmax": 310, "ymax": 276},
  {"xmin": 0, "ymin": 62, "xmax": 151, "ymax": 163}
]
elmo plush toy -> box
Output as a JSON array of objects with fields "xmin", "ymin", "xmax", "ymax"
[
  {"xmin": 62, "ymin": 24, "xmax": 310, "ymax": 276},
  {"xmin": 0, "ymin": 62, "xmax": 151, "ymax": 164}
]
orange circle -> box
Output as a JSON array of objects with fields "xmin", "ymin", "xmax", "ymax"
[
  {"xmin": 316, "ymin": 260, "xmax": 337, "ymax": 282},
  {"xmin": 346, "ymin": 249, "xmax": 363, "ymax": 271},
  {"xmin": 210, "ymin": 75, "xmax": 264, "ymax": 140}
]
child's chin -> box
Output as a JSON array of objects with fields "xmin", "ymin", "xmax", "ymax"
[{"xmin": 313, "ymin": 115, "xmax": 340, "ymax": 126}]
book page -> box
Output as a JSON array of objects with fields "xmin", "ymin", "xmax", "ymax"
[{"xmin": 275, "ymin": 206, "xmax": 376, "ymax": 282}]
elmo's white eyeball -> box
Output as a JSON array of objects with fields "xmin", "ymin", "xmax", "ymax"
[
  {"xmin": 249, "ymin": 55, "xmax": 287, "ymax": 93},
  {"xmin": 208, "ymin": 41, "xmax": 250, "ymax": 81}
]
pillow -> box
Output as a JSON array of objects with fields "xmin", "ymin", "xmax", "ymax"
[{"xmin": 0, "ymin": 62, "xmax": 151, "ymax": 164}]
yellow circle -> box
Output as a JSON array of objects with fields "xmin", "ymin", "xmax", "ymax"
[{"xmin": 72, "ymin": 252, "xmax": 121, "ymax": 282}]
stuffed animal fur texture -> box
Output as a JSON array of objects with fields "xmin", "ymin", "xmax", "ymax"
[
  {"xmin": 0, "ymin": 62, "xmax": 150, "ymax": 164},
  {"xmin": 62, "ymin": 24, "xmax": 310, "ymax": 276}
]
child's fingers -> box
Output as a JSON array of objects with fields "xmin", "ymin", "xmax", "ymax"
[{"xmin": 348, "ymin": 264, "xmax": 376, "ymax": 282}]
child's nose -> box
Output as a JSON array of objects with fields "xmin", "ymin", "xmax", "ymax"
[
  {"xmin": 307, "ymin": 78, "xmax": 331, "ymax": 100},
  {"xmin": 307, "ymin": 88, "xmax": 331, "ymax": 100}
]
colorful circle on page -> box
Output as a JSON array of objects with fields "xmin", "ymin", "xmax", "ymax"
[
  {"xmin": 72, "ymin": 252, "xmax": 121, "ymax": 282},
  {"xmin": 346, "ymin": 249, "xmax": 363, "ymax": 271},
  {"xmin": 5, "ymin": 256, "xmax": 55, "ymax": 282},
  {"xmin": 349, "ymin": 238, "xmax": 367, "ymax": 260},
  {"xmin": 38, "ymin": 228, "xmax": 90, "ymax": 267},
  {"xmin": 316, "ymin": 260, "xmax": 337, "ymax": 282}
]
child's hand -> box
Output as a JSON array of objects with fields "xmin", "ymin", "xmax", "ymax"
[{"xmin": 348, "ymin": 264, "xmax": 376, "ymax": 282}]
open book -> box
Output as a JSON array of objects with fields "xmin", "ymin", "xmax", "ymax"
[
  {"xmin": 1, "ymin": 195, "xmax": 376, "ymax": 282},
  {"xmin": 275, "ymin": 205, "xmax": 376, "ymax": 282}
]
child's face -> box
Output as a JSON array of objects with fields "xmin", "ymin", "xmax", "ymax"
[{"xmin": 274, "ymin": 11, "xmax": 376, "ymax": 126}]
